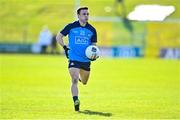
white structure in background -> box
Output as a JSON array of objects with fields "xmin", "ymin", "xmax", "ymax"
[
  {"xmin": 32, "ymin": 26, "xmax": 52, "ymax": 53},
  {"xmin": 128, "ymin": 5, "xmax": 175, "ymax": 21},
  {"xmin": 38, "ymin": 26, "xmax": 52, "ymax": 46}
]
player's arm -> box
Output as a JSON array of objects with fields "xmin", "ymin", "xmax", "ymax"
[
  {"xmin": 90, "ymin": 30, "xmax": 98, "ymax": 61},
  {"xmin": 56, "ymin": 24, "xmax": 71, "ymax": 58},
  {"xmin": 56, "ymin": 32, "xmax": 65, "ymax": 47},
  {"xmin": 91, "ymin": 28, "xmax": 97, "ymax": 45},
  {"xmin": 91, "ymin": 42, "xmax": 97, "ymax": 45},
  {"xmin": 56, "ymin": 32, "xmax": 69, "ymax": 58}
]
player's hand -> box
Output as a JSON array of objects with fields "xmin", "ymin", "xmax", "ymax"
[
  {"xmin": 89, "ymin": 58, "xmax": 96, "ymax": 61},
  {"xmin": 89, "ymin": 55, "xmax": 99, "ymax": 61},
  {"xmin": 63, "ymin": 45, "xmax": 70, "ymax": 59}
]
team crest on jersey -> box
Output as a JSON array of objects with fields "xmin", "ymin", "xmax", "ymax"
[
  {"xmin": 88, "ymin": 34, "xmax": 91, "ymax": 37},
  {"xmin": 80, "ymin": 30, "xmax": 85, "ymax": 36}
]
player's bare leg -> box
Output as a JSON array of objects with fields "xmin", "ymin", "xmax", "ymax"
[
  {"xmin": 69, "ymin": 68, "xmax": 80, "ymax": 111},
  {"xmin": 79, "ymin": 69, "xmax": 90, "ymax": 85}
]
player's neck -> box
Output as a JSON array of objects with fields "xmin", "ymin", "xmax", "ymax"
[{"xmin": 79, "ymin": 20, "xmax": 87, "ymax": 27}]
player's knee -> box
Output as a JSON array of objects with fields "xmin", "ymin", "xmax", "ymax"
[
  {"xmin": 72, "ymin": 76, "xmax": 79, "ymax": 84},
  {"xmin": 72, "ymin": 79, "xmax": 78, "ymax": 84}
]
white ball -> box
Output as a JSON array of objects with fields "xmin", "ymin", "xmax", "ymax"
[{"xmin": 85, "ymin": 45, "xmax": 100, "ymax": 60}]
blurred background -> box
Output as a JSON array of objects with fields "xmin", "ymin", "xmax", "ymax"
[
  {"xmin": 0, "ymin": 0, "xmax": 180, "ymax": 119},
  {"xmin": 0, "ymin": 0, "xmax": 179, "ymax": 58}
]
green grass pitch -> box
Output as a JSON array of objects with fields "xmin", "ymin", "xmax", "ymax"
[{"xmin": 0, "ymin": 54, "xmax": 179, "ymax": 119}]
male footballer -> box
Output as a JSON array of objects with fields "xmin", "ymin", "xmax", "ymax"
[{"xmin": 56, "ymin": 7, "xmax": 98, "ymax": 111}]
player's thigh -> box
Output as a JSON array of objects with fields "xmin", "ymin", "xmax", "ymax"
[
  {"xmin": 79, "ymin": 69, "xmax": 90, "ymax": 83},
  {"xmin": 69, "ymin": 68, "xmax": 80, "ymax": 83}
]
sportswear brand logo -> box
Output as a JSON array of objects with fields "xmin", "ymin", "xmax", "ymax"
[
  {"xmin": 75, "ymin": 36, "xmax": 88, "ymax": 44},
  {"xmin": 73, "ymin": 31, "xmax": 78, "ymax": 33}
]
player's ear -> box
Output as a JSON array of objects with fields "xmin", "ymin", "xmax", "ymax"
[{"xmin": 77, "ymin": 13, "xmax": 80, "ymax": 18}]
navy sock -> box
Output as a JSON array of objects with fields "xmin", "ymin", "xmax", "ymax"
[{"xmin": 73, "ymin": 96, "xmax": 78, "ymax": 102}]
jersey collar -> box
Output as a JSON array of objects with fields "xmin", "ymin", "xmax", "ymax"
[{"xmin": 78, "ymin": 21, "xmax": 88, "ymax": 28}]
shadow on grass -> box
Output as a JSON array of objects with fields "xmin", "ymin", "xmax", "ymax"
[{"xmin": 78, "ymin": 110, "xmax": 112, "ymax": 117}]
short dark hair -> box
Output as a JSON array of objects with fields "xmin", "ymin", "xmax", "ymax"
[{"xmin": 77, "ymin": 7, "xmax": 88, "ymax": 14}]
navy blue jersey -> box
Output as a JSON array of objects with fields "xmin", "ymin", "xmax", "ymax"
[{"xmin": 60, "ymin": 21, "xmax": 97, "ymax": 62}]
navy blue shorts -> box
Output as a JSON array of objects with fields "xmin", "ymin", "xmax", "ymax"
[{"xmin": 68, "ymin": 60, "xmax": 91, "ymax": 71}]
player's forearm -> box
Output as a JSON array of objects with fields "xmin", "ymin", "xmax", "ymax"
[
  {"xmin": 92, "ymin": 42, "xmax": 97, "ymax": 45},
  {"xmin": 56, "ymin": 33, "xmax": 65, "ymax": 47}
]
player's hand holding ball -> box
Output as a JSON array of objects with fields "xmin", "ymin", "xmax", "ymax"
[{"xmin": 85, "ymin": 45, "xmax": 100, "ymax": 61}]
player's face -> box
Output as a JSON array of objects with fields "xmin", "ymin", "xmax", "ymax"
[{"xmin": 78, "ymin": 9, "xmax": 89, "ymax": 23}]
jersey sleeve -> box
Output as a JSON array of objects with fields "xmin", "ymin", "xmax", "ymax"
[
  {"xmin": 91, "ymin": 29, "xmax": 97, "ymax": 43},
  {"xmin": 60, "ymin": 24, "xmax": 71, "ymax": 36}
]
